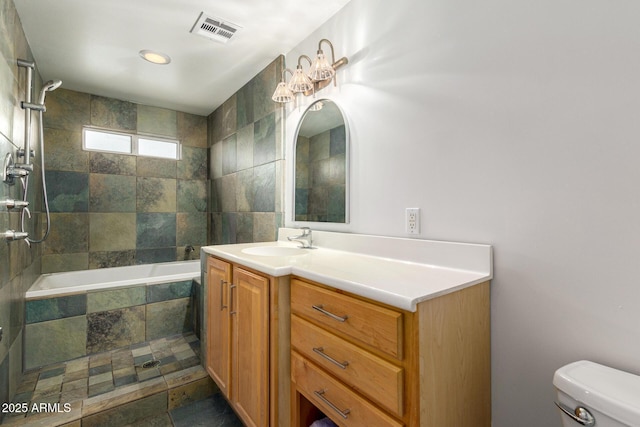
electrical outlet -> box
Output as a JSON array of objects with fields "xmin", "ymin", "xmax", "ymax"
[{"xmin": 406, "ymin": 208, "xmax": 420, "ymax": 235}]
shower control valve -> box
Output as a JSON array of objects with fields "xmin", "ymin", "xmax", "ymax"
[
  {"xmin": 1, "ymin": 199, "xmax": 29, "ymax": 210},
  {"xmin": 3, "ymin": 230, "xmax": 29, "ymax": 241},
  {"xmin": 16, "ymin": 148, "xmax": 35, "ymax": 159}
]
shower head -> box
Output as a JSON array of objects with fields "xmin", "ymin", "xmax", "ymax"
[{"xmin": 38, "ymin": 79, "xmax": 62, "ymax": 104}]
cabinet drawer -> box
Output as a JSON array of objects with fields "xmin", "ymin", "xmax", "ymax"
[
  {"xmin": 291, "ymin": 315, "xmax": 404, "ymax": 416},
  {"xmin": 291, "ymin": 351, "xmax": 403, "ymax": 427},
  {"xmin": 291, "ymin": 279, "xmax": 403, "ymax": 359}
]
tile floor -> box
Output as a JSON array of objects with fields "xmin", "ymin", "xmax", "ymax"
[{"xmin": 0, "ymin": 333, "xmax": 242, "ymax": 426}]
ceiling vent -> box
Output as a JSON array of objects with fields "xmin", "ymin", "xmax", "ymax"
[{"xmin": 190, "ymin": 12, "xmax": 242, "ymax": 44}]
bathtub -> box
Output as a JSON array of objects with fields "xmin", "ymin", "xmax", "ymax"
[{"xmin": 27, "ymin": 260, "xmax": 201, "ymax": 299}]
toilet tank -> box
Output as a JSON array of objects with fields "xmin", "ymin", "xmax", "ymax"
[{"xmin": 554, "ymin": 360, "xmax": 640, "ymax": 427}]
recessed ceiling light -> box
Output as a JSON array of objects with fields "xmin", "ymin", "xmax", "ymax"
[{"xmin": 139, "ymin": 50, "xmax": 171, "ymax": 65}]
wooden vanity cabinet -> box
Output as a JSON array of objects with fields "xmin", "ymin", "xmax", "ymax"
[
  {"xmin": 205, "ymin": 256, "xmax": 291, "ymax": 427},
  {"xmin": 290, "ymin": 277, "xmax": 491, "ymax": 427}
]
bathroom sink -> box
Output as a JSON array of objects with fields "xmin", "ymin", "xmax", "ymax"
[{"xmin": 241, "ymin": 246, "xmax": 307, "ymax": 257}]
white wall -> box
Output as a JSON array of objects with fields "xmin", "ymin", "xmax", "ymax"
[{"xmin": 284, "ymin": 0, "xmax": 640, "ymax": 425}]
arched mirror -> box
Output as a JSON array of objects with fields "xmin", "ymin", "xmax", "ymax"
[{"xmin": 294, "ymin": 99, "xmax": 349, "ymax": 223}]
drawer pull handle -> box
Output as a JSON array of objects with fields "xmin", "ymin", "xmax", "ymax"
[
  {"xmin": 313, "ymin": 347, "xmax": 349, "ymax": 369},
  {"xmin": 314, "ymin": 389, "xmax": 350, "ymax": 419},
  {"xmin": 312, "ymin": 305, "xmax": 348, "ymax": 322},
  {"xmin": 220, "ymin": 279, "xmax": 227, "ymax": 310},
  {"xmin": 230, "ymin": 284, "xmax": 237, "ymax": 315}
]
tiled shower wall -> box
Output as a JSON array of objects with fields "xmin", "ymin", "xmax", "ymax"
[
  {"xmin": 0, "ymin": 0, "xmax": 42, "ymax": 410},
  {"xmin": 295, "ymin": 125, "xmax": 346, "ymax": 222},
  {"xmin": 41, "ymin": 89, "xmax": 208, "ymax": 273},
  {"xmin": 208, "ymin": 56, "xmax": 285, "ymax": 244}
]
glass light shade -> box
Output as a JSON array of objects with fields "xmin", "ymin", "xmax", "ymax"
[
  {"xmin": 288, "ymin": 67, "xmax": 314, "ymax": 93},
  {"xmin": 271, "ymin": 82, "xmax": 294, "ymax": 103},
  {"xmin": 139, "ymin": 50, "xmax": 171, "ymax": 65},
  {"xmin": 308, "ymin": 51, "xmax": 335, "ymax": 81}
]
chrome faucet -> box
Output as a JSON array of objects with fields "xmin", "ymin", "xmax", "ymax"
[
  {"xmin": 287, "ymin": 227, "xmax": 313, "ymax": 248},
  {"xmin": 184, "ymin": 245, "xmax": 195, "ymax": 260}
]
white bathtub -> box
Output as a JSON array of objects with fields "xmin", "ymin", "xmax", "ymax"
[{"xmin": 27, "ymin": 260, "xmax": 201, "ymax": 299}]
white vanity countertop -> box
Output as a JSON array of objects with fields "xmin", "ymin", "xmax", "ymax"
[{"xmin": 201, "ymin": 228, "xmax": 492, "ymax": 312}]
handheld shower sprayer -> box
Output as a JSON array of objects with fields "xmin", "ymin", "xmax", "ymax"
[{"xmin": 38, "ymin": 79, "xmax": 62, "ymax": 104}]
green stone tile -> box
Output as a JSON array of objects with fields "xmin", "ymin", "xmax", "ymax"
[
  {"xmin": 221, "ymin": 94, "xmax": 237, "ymax": 139},
  {"xmin": 147, "ymin": 281, "xmax": 192, "ymax": 303},
  {"xmin": 43, "ymin": 89, "xmax": 91, "ymax": 132},
  {"xmin": 177, "ymin": 112, "xmax": 207, "ymax": 148},
  {"xmin": 41, "ymin": 253, "xmax": 89, "ymax": 273},
  {"xmin": 137, "ymin": 157, "xmax": 177, "ymax": 178},
  {"xmin": 176, "ymin": 212, "xmax": 207, "ymax": 246},
  {"xmin": 253, "ymin": 112, "xmax": 276, "ymax": 166},
  {"xmin": 220, "ymin": 174, "xmax": 236, "ymax": 213},
  {"xmin": 136, "ymin": 248, "xmax": 177, "ymax": 264},
  {"xmin": 168, "ymin": 377, "xmax": 216, "ymax": 410},
  {"xmin": 236, "ymin": 213, "xmax": 253, "ymax": 243},
  {"xmin": 82, "ymin": 391, "xmax": 168, "ymax": 426},
  {"xmin": 177, "ymin": 146, "xmax": 207, "ymax": 180},
  {"xmin": 209, "ymin": 106, "xmax": 224, "ymax": 144},
  {"xmin": 236, "ymin": 123, "xmax": 254, "ymax": 171},
  {"xmin": 221, "ymin": 213, "xmax": 236, "ymax": 245},
  {"xmin": 25, "ymin": 316, "xmax": 87, "ymax": 370},
  {"xmin": 45, "ymin": 213, "xmax": 89, "ymax": 255},
  {"xmin": 137, "ymin": 105, "xmax": 177, "ymax": 137},
  {"xmin": 0, "ymin": 285, "xmax": 9, "ymax": 363},
  {"xmin": 222, "ymin": 134, "xmax": 237, "ymax": 175},
  {"xmin": 136, "ymin": 213, "xmax": 176, "ymax": 249},
  {"xmin": 253, "ymin": 213, "xmax": 277, "ymax": 242},
  {"xmin": 137, "ymin": 177, "xmax": 176, "ymax": 212},
  {"xmin": 86, "ymin": 306, "xmax": 146, "ymax": 354},
  {"xmin": 253, "ymin": 162, "xmax": 276, "ymax": 212},
  {"xmin": 87, "ymin": 286, "xmax": 146, "ymax": 313},
  {"xmin": 236, "ymin": 80, "xmax": 254, "ymax": 129},
  {"xmin": 310, "ymin": 130, "xmax": 331, "ymax": 161},
  {"xmin": 253, "ymin": 56, "xmax": 282, "ymax": 122},
  {"xmin": 146, "ymin": 298, "xmax": 192, "ymax": 341},
  {"xmin": 89, "ymin": 152, "xmax": 137, "ymax": 175},
  {"xmin": 177, "ymin": 180, "xmax": 207, "ymax": 212},
  {"xmin": 88, "ymin": 250, "xmax": 136, "ymax": 269},
  {"xmin": 236, "ymin": 169, "xmax": 254, "ymax": 212},
  {"xmin": 89, "ymin": 213, "xmax": 136, "ymax": 252},
  {"xmin": 89, "ymin": 174, "xmax": 136, "ymax": 212},
  {"xmin": 46, "ymin": 171, "xmax": 89, "ymax": 212},
  {"xmin": 210, "ymin": 141, "xmax": 223, "ymax": 179},
  {"xmin": 26, "ymin": 294, "xmax": 87, "ymax": 324},
  {"xmin": 90, "ymin": 95, "xmax": 137, "ymax": 131},
  {"xmin": 44, "ymin": 128, "xmax": 89, "ymax": 173}
]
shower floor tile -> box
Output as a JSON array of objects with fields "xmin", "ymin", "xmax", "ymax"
[{"xmin": 1, "ymin": 332, "xmax": 222, "ymax": 427}]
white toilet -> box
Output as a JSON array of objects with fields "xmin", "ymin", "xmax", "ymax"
[{"xmin": 554, "ymin": 360, "xmax": 640, "ymax": 426}]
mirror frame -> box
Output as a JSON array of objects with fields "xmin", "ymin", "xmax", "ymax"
[{"xmin": 292, "ymin": 99, "xmax": 350, "ymax": 224}]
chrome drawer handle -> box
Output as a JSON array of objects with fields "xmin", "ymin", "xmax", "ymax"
[
  {"xmin": 314, "ymin": 389, "xmax": 350, "ymax": 419},
  {"xmin": 554, "ymin": 402, "xmax": 595, "ymax": 426},
  {"xmin": 313, "ymin": 347, "xmax": 349, "ymax": 370},
  {"xmin": 312, "ymin": 305, "xmax": 348, "ymax": 322}
]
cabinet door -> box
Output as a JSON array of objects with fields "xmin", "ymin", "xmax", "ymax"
[
  {"xmin": 231, "ymin": 267, "xmax": 269, "ymax": 427},
  {"xmin": 206, "ymin": 257, "xmax": 232, "ymax": 398}
]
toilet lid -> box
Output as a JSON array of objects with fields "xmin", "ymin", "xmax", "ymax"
[{"xmin": 554, "ymin": 360, "xmax": 640, "ymax": 425}]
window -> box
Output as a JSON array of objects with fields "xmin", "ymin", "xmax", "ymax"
[
  {"xmin": 82, "ymin": 127, "xmax": 181, "ymax": 160},
  {"xmin": 83, "ymin": 128, "xmax": 131, "ymax": 154}
]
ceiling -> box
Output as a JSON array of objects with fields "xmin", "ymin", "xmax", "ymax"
[{"xmin": 13, "ymin": 0, "xmax": 351, "ymax": 116}]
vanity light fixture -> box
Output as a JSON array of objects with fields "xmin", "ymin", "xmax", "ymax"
[
  {"xmin": 288, "ymin": 55, "xmax": 315, "ymax": 93},
  {"xmin": 272, "ymin": 69, "xmax": 295, "ymax": 103},
  {"xmin": 271, "ymin": 38, "xmax": 348, "ymax": 104},
  {"xmin": 139, "ymin": 50, "xmax": 171, "ymax": 65}
]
